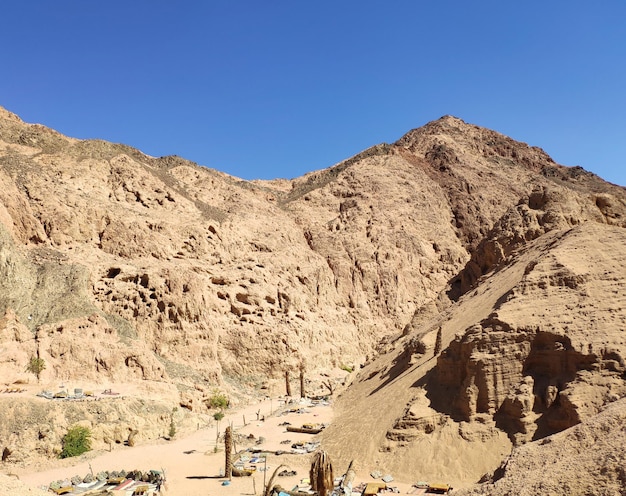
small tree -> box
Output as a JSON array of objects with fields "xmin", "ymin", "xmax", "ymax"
[
  {"xmin": 60, "ymin": 426, "xmax": 91, "ymax": 459},
  {"xmin": 213, "ymin": 411, "xmax": 225, "ymax": 444},
  {"xmin": 26, "ymin": 356, "xmax": 46, "ymax": 382},
  {"xmin": 208, "ymin": 392, "xmax": 229, "ymax": 410}
]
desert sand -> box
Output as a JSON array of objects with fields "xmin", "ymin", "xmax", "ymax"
[{"xmin": 13, "ymin": 395, "xmax": 413, "ymax": 496}]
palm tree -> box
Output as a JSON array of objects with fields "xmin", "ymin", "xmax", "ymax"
[
  {"xmin": 224, "ymin": 426, "xmax": 233, "ymax": 480},
  {"xmin": 263, "ymin": 464, "xmax": 287, "ymax": 496},
  {"xmin": 310, "ymin": 450, "xmax": 333, "ymax": 496}
]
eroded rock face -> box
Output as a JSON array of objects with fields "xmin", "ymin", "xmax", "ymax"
[
  {"xmin": 425, "ymin": 224, "xmax": 626, "ymax": 445},
  {"xmin": 455, "ymin": 184, "xmax": 626, "ymax": 295},
  {"xmin": 2, "ymin": 108, "xmax": 624, "ymax": 393},
  {"xmin": 2, "ymin": 107, "xmax": 626, "ymax": 478},
  {"xmin": 325, "ymin": 224, "xmax": 626, "ymax": 488},
  {"xmin": 456, "ymin": 398, "xmax": 626, "ymax": 496},
  {"xmin": 0, "ymin": 396, "xmax": 177, "ymax": 465}
]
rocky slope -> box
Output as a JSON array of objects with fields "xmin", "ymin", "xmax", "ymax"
[
  {"xmin": 323, "ymin": 220, "xmax": 626, "ymax": 489},
  {"xmin": 1, "ymin": 106, "xmax": 625, "ymax": 489},
  {"xmin": 456, "ymin": 397, "xmax": 626, "ymax": 496}
]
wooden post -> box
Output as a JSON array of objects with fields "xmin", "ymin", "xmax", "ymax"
[
  {"xmin": 285, "ymin": 370, "xmax": 291, "ymax": 397},
  {"xmin": 299, "ymin": 364, "xmax": 305, "ymax": 399}
]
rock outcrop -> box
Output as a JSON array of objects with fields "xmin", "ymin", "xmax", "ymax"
[
  {"xmin": 323, "ymin": 224, "xmax": 626, "ymax": 487},
  {"xmin": 456, "ymin": 397, "xmax": 626, "ymax": 496}
]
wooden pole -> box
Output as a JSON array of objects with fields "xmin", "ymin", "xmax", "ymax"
[
  {"xmin": 285, "ymin": 370, "xmax": 291, "ymax": 397},
  {"xmin": 340, "ymin": 460, "xmax": 355, "ymax": 495}
]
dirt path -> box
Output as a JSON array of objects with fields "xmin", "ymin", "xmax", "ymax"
[{"xmin": 16, "ymin": 397, "xmax": 335, "ymax": 496}]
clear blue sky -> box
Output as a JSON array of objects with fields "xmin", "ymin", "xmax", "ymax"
[{"xmin": 1, "ymin": 1, "xmax": 625, "ymax": 185}]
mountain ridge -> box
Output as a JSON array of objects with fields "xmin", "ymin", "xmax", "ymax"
[{"xmin": 1, "ymin": 106, "xmax": 625, "ymax": 492}]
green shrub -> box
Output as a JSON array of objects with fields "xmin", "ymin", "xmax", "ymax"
[
  {"xmin": 26, "ymin": 356, "xmax": 46, "ymax": 381},
  {"xmin": 60, "ymin": 425, "xmax": 91, "ymax": 458},
  {"xmin": 208, "ymin": 392, "xmax": 229, "ymax": 409},
  {"xmin": 169, "ymin": 407, "xmax": 177, "ymax": 438},
  {"xmin": 340, "ymin": 364, "xmax": 354, "ymax": 373}
]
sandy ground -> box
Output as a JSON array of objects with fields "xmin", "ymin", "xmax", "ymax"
[{"xmin": 14, "ymin": 395, "xmax": 409, "ymax": 496}]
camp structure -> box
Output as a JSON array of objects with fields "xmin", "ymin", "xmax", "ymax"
[
  {"xmin": 46, "ymin": 469, "xmax": 164, "ymax": 495},
  {"xmin": 231, "ymin": 451, "xmax": 259, "ymax": 477},
  {"xmin": 50, "ymin": 485, "xmax": 73, "ymax": 495}
]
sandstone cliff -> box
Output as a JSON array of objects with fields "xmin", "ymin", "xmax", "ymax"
[{"xmin": 1, "ymin": 106, "xmax": 625, "ymax": 489}]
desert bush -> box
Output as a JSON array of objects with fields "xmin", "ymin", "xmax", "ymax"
[
  {"xmin": 60, "ymin": 425, "xmax": 92, "ymax": 458},
  {"xmin": 26, "ymin": 356, "xmax": 46, "ymax": 381},
  {"xmin": 127, "ymin": 429, "xmax": 139, "ymax": 447},
  {"xmin": 208, "ymin": 392, "xmax": 229, "ymax": 409},
  {"xmin": 169, "ymin": 407, "xmax": 177, "ymax": 438}
]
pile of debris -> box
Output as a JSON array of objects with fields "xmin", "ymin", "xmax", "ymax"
[{"xmin": 46, "ymin": 469, "xmax": 165, "ymax": 495}]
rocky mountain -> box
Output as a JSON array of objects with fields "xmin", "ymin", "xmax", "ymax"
[{"xmin": 1, "ymin": 106, "xmax": 625, "ymax": 491}]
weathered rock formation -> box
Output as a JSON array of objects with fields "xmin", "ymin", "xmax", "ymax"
[
  {"xmin": 456, "ymin": 397, "xmax": 626, "ymax": 496},
  {"xmin": 323, "ymin": 223, "xmax": 626, "ymax": 487},
  {"xmin": 1, "ymin": 106, "xmax": 626, "ymax": 490}
]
